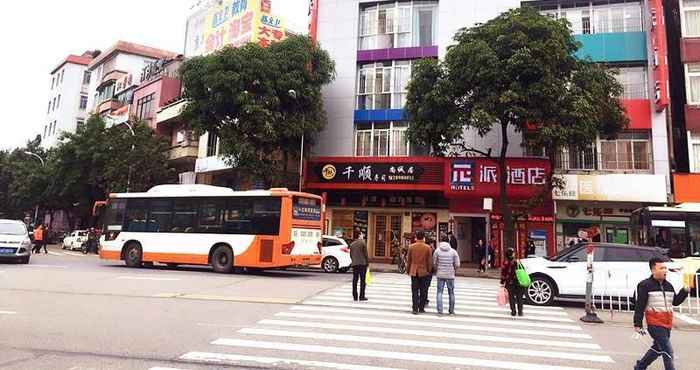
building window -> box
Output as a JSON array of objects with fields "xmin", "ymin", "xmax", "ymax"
[
  {"xmin": 47, "ymin": 101, "xmax": 51, "ymax": 114},
  {"xmin": 98, "ymin": 83, "xmax": 116, "ymax": 103},
  {"xmin": 600, "ymin": 133, "xmax": 651, "ymax": 171},
  {"xmin": 52, "ymin": 97, "xmax": 56, "ymax": 111},
  {"xmin": 682, "ymin": 0, "xmax": 700, "ymax": 37},
  {"xmin": 358, "ymin": 1, "xmax": 438, "ymax": 50},
  {"xmin": 206, "ymin": 133, "xmax": 219, "ymax": 157},
  {"xmin": 555, "ymin": 144, "xmax": 597, "ymax": 171},
  {"xmin": 136, "ymin": 93, "xmax": 155, "ymax": 120},
  {"xmin": 357, "ymin": 60, "xmax": 412, "ymax": 110},
  {"xmin": 51, "ymin": 76, "xmax": 55, "ymax": 90},
  {"xmin": 686, "ymin": 64, "xmax": 700, "ymax": 105},
  {"xmin": 83, "ymin": 71, "xmax": 91, "ymax": 85},
  {"xmin": 79, "ymin": 95, "xmax": 88, "ymax": 110},
  {"xmin": 541, "ymin": 3, "xmax": 641, "ymax": 34},
  {"xmin": 57, "ymin": 94, "xmax": 61, "ymax": 109},
  {"xmin": 77, "ymin": 119, "xmax": 85, "ymax": 128},
  {"xmin": 43, "ymin": 125, "xmax": 47, "ymax": 138},
  {"xmin": 53, "ymin": 121, "xmax": 58, "ymax": 135},
  {"xmin": 355, "ymin": 121, "xmax": 410, "ymax": 157},
  {"xmin": 614, "ymin": 67, "xmax": 648, "ymax": 99},
  {"xmin": 692, "ymin": 142, "xmax": 700, "ymax": 173}
]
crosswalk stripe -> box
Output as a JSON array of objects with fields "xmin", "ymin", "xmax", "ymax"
[
  {"xmin": 351, "ymin": 286, "xmax": 502, "ymax": 298},
  {"xmin": 275, "ymin": 312, "xmax": 590, "ymax": 339},
  {"xmin": 235, "ymin": 328, "xmax": 613, "ymax": 363},
  {"xmin": 47, "ymin": 251, "xmax": 62, "ymax": 256},
  {"xmin": 307, "ymin": 296, "xmax": 568, "ymax": 317},
  {"xmin": 320, "ymin": 291, "xmax": 564, "ymax": 311},
  {"xmin": 303, "ymin": 300, "xmax": 575, "ymax": 322},
  {"xmin": 0, "ymin": 311, "xmax": 17, "ymax": 315},
  {"xmin": 148, "ymin": 367, "xmax": 188, "ymax": 370},
  {"xmin": 289, "ymin": 305, "xmax": 582, "ymax": 330},
  {"xmin": 180, "ymin": 351, "xmax": 406, "ymax": 370},
  {"xmin": 369, "ymin": 282, "xmax": 499, "ymax": 291},
  {"xmin": 63, "ymin": 251, "xmax": 84, "ymax": 256},
  {"xmin": 257, "ymin": 319, "xmax": 600, "ymax": 350},
  {"xmin": 211, "ymin": 339, "xmax": 602, "ymax": 370}
]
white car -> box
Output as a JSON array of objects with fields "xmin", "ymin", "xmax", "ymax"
[
  {"xmin": 521, "ymin": 243, "xmax": 684, "ymax": 306},
  {"xmin": 320, "ymin": 236, "xmax": 352, "ymax": 273},
  {"xmin": 61, "ymin": 230, "xmax": 89, "ymax": 251},
  {"xmin": 0, "ymin": 219, "xmax": 32, "ymax": 264}
]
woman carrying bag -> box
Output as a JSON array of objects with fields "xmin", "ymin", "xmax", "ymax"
[{"xmin": 500, "ymin": 248, "xmax": 528, "ymax": 317}]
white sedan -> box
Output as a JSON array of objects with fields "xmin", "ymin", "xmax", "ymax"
[
  {"xmin": 521, "ymin": 243, "xmax": 684, "ymax": 306},
  {"xmin": 61, "ymin": 230, "xmax": 88, "ymax": 251},
  {"xmin": 319, "ymin": 236, "xmax": 352, "ymax": 273}
]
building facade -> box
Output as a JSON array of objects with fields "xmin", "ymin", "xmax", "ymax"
[
  {"xmin": 42, "ymin": 52, "xmax": 94, "ymax": 147},
  {"xmin": 525, "ymin": 0, "xmax": 672, "ymax": 250}
]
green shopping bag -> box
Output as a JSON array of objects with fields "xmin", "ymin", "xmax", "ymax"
[
  {"xmin": 365, "ymin": 267, "xmax": 373, "ymax": 285},
  {"xmin": 515, "ymin": 261, "xmax": 531, "ymax": 288}
]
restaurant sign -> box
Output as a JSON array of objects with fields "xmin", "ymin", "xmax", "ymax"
[{"xmin": 316, "ymin": 163, "xmax": 425, "ymax": 184}]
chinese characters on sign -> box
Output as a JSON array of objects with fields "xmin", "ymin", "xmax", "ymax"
[
  {"xmin": 317, "ymin": 163, "xmax": 424, "ymax": 184},
  {"xmin": 452, "ymin": 161, "xmax": 546, "ymax": 191}
]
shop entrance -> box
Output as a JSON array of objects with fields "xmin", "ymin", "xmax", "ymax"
[
  {"xmin": 373, "ymin": 214, "xmax": 402, "ymax": 260},
  {"xmin": 452, "ymin": 215, "xmax": 487, "ymax": 263}
]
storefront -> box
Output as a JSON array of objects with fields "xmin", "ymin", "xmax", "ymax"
[
  {"xmin": 553, "ymin": 174, "xmax": 668, "ymax": 252},
  {"xmin": 305, "ymin": 156, "xmax": 554, "ymax": 265}
]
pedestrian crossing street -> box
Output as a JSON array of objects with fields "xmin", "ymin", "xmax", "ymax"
[{"xmin": 162, "ymin": 275, "xmax": 617, "ymax": 370}]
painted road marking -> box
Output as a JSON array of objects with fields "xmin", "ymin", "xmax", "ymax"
[
  {"xmin": 177, "ymin": 294, "xmax": 298, "ymax": 304},
  {"xmin": 116, "ymin": 276, "xmax": 181, "ymax": 281},
  {"xmin": 210, "ymin": 339, "xmax": 602, "ymax": 370},
  {"xmin": 180, "ymin": 352, "xmax": 406, "ymax": 370},
  {"xmin": 676, "ymin": 313, "xmax": 700, "ymax": 325},
  {"xmin": 0, "ymin": 311, "xmax": 17, "ymax": 315},
  {"xmin": 47, "ymin": 251, "xmax": 63, "ymax": 256},
  {"xmin": 63, "ymin": 251, "xmax": 84, "ymax": 256},
  {"xmin": 303, "ymin": 299, "xmax": 574, "ymax": 322},
  {"xmin": 289, "ymin": 305, "xmax": 582, "ymax": 330},
  {"xmin": 341, "ymin": 286, "xmax": 503, "ymax": 299},
  {"xmin": 275, "ymin": 312, "xmax": 591, "ymax": 339},
  {"xmin": 235, "ymin": 328, "xmax": 613, "ymax": 363},
  {"xmin": 25, "ymin": 264, "xmax": 67, "ymax": 268},
  {"xmin": 370, "ymin": 282, "xmax": 499, "ymax": 291},
  {"xmin": 148, "ymin": 368, "xmax": 188, "ymax": 370},
  {"xmin": 257, "ymin": 319, "xmax": 600, "ymax": 350}
]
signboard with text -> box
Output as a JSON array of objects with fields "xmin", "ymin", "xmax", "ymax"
[
  {"xmin": 446, "ymin": 158, "xmax": 550, "ymax": 199},
  {"xmin": 315, "ymin": 163, "xmax": 426, "ymax": 184}
]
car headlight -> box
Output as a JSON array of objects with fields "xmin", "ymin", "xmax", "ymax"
[{"xmin": 20, "ymin": 239, "xmax": 31, "ymax": 248}]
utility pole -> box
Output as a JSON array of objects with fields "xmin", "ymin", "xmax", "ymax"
[{"xmin": 23, "ymin": 151, "xmax": 45, "ymax": 224}]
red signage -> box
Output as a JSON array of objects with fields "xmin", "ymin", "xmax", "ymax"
[
  {"xmin": 650, "ymin": 0, "xmax": 669, "ymax": 112},
  {"xmin": 308, "ymin": 0, "xmax": 320, "ymax": 44}
]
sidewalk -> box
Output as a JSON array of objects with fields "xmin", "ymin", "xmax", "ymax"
[{"xmin": 370, "ymin": 262, "xmax": 501, "ymax": 279}]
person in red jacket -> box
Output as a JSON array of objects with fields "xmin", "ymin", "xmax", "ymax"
[{"xmin": 633, "ymin": 257, "xmax": 689, "ymax": 370}]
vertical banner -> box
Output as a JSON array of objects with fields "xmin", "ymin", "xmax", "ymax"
[
  {"xmin": 649, "ymin": 0, "xmax": 669, "ymax": 112},
  {"xmin": 308, "ymin": 0, "xmax": 320, "ymax": 44}
]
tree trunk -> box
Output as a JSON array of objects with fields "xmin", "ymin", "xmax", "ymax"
[{"xmin": 498, "ymin": 122, "xmax": 516, "ymax": 255}]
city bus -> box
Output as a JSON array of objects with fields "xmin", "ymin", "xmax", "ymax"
[
  {"xmin": 98, "ymin": 185, "xmax": 323, "ymax": 273},
  {"xmin": 631, "ymin": 204, "xmax": 700, "ymax": 288}
]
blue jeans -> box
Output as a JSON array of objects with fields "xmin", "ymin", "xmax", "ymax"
[
  {"xmin": 635, "ymin": 326, "xmax": 675, "ymax": 370},
  {"xmin": 436, "ymin": 278, "xmax": 455, "ymax": 314}
]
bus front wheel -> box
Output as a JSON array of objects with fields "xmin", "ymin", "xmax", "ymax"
[
  {"xmin": 124, "ymin": 243, "xmax": 143, "ymax": 268},
  {"xmin": 211, "ymin": 245, "xmax": 234, "ymax": 274}
]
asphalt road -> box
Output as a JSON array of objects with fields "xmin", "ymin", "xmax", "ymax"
[{"xmin": 1, "ymin": 245, "xmax": 699, "ymax": 370}]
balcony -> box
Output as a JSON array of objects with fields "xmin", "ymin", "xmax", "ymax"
[
  {"xmin": 96, "ymin": 98, "xmax": 125, "ymax": 115},
  {"xmin": 553, "ymin": 144, "xmax": 653, "ymax": 174},
  {"xmin": 156, "ymin": 99, "xmax": 186, "ymax": 127},
  {"xmin": 574, "ymin": 32, "xmax": 647, "ymax": 63},
  {"xmin": 168, "ymin": 143, "xmax": 199, "ymax": 164}
]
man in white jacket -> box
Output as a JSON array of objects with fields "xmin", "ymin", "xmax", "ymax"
[{"xmin": 433, "ymin": 235, "xmax": 461, "ymax": 315}]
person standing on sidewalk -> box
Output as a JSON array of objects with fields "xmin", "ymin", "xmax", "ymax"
[
  {"xmin": 500, "ymin": 248, "xmax": 524, "ymax": 317},
  {"xmin": 32, "ymin": 224, "xmax": 45, "ymax": 254},
  {"xmin": 474, "ymin": 239, "xmax": 487, "ymax": 272},
  {"xmin": 406, "ymin": 231, "xmax": 433, "ymax": 314},
  {"xmin": 433, "ymin": 235, "xmax": 460, "ymax": 315},
  {"xmin": 633, "ymin": 257, "xmax": 689, "ymax": 370},
  {"xmin": 349, "ymin": 233, "xmax": 369, "ymax": 302}
]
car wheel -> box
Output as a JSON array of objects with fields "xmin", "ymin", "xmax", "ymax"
[
  {"xmin": 211, "ymin": 245, "xmax": 234, "ymax": 274},
  {"xmin": 322, "ymin": 257, "xmax": 339, "ymax": 273},
  {"xmin": 123, "ymin": 243, "xmax": 143, "ymax": 268},
  {"xmin": 527, "ymin": 276, "xmax": 555, "ymax": 306}
]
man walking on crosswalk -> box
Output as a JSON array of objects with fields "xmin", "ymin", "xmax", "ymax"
[
  {"xmin": 406, "ymin": 230, "xmax": 433, "ymax": 314},
  {"xmin": 349, "ymin": 232, "xmax": 369, "ymax": 302}
]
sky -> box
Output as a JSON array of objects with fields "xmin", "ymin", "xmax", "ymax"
[{"xmin": 0, "ymin": 0, "xmax": 309, "ymax": 150}]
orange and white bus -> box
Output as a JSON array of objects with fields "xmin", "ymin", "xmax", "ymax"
[{"xmin": 99, "ymin": 185, "xmax": 323, "ymax": 273}]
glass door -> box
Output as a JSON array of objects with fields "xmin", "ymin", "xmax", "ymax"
[{"xmin": 374, "ymin": 214, "xmax": 402, "ymax": 259}]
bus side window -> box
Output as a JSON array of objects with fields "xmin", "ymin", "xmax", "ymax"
[
  {"xmin": 125, "ymin": 199, "xmax": 149, "ymax": 232},
  {"xmin": 172, "ymin": 199, "xmax": 197, "ymax": 233},
  {"xmin": 252, "ymin": 198, "xmax": 281, "ymax": 235},
  {"xmin": 148, "ymin": 200, "xmax": 172, "ymax": 232},
  {"xmin": 198, "ymin": 200, "xmax": 224, "ymax": 233},
  {"xmin": 224, "ymin": 198, "xmax": 252, "ymax": 234}
]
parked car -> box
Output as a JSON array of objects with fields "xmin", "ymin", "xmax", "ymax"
[
  {"xmin": 521, "ymin": 242, "xmax": 684, "ymax": 306},
  {"xmin": 61, "ymin": 230, "xmax": 89, "ymax": 251},
  {"xmin": 319, "ymin": 236, "xmax": 352, "ymax": 273},
  {"xmin": 0, "ymin": 219, "xmax": 32, "ymax": 264}
]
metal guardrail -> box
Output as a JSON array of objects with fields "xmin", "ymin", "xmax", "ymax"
[{"xmin": 592, "ymin": 273, "xmax": 700, "ymax": 317}]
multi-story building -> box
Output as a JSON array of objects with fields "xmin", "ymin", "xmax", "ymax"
[
  {"xmin": 303, "ymin": 1, "xmax": 558, "ymax": 264},
  {"xmin": 42, "ymin": 51, "xmax": 95, "ymax": 147},
  {"xmin": 665, "ymin": 0, "xmax": 700, "ymax": 203},
  {"xmin": 86, "ymin": 41, "xmax": 177, "ymax": 121},
  {"xmin": 525, "ymin": 0, "xmax": 672, "ymax": 249}
]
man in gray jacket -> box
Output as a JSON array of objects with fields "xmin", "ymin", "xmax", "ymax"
[
  {"xmin": 350, "ymin": 232, "xmax": 369, "ymax": 301},
  {"xmin": 433, "ymin": 235, "xmax": 461, "ymax": 314}
]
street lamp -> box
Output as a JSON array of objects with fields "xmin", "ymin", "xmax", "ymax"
[
  {"xmin": 23, "ymin": 151, "xmax": 45, "ymax": 223},
  {"xmin": 122, "ymin": 122, "xmax": 136, "ymax": 193},
  {"xmin": 289, "ymin": 89, "xmax": 304, "ymax": 192}
]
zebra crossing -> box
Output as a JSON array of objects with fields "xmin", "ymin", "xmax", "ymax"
[{"xmin": 166, "ymin": 275, "xmax": 616, "ymax": 370}]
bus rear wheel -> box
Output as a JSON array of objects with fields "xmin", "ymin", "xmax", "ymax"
[
  {"xmin": 211, "ymin": 245, "xmax": 234, "ymax": 274},
  {"xmin": 124, "ymin": 243, "xmax": 143, "ymax": 268}
]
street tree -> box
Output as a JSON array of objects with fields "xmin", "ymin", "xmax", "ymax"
[
  {"xmin": 405, "ymin": 7, "xmax": 628, "ymax": 250},
  {"xmin": 0, "ymin": 137, "xmax": 52, "ymax": 221},
  {"xmin": 180, "ymin": 35, "xmax": 335, "ymax": 188}
]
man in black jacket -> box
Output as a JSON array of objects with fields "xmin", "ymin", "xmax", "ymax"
[
  {"xmin": 349, "ymin": 233, "xmax": 369, "ymax": 302},
  {"xmin": 633, "ymin": 257, "xmax": 689, "ymax": 370}
]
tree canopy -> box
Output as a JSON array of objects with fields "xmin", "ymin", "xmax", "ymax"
[
  {"xmin": 180, "ymin": 34, "xmax": 335, "ymax": 188},
  {"xmin": 405, "ymin": 6, "xmax": 628, "ymax": 249}
]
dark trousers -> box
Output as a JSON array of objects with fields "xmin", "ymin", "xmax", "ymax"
[
  {"xmin": 507, "ymin": 284, "xmax": 524, "ymax": 315},
  {"xmin": 352, "ymin": 265, "xmax": 367, "ymax": 300},
  {"xmin": 32, "ymin": 241, "xmax": 43, "ymax": 253},
  {"xmin": 635, "ymin": 326, "xmax": 675, "ymax": 370},
  {"xmin": 424, "ymin": 273, "xmax": 433, "ymax": 303},
  {"xmin": 411, "ymin": 275, "xmax": 429, "ymax": 312}
]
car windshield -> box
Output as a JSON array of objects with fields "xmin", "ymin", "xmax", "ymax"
[
  {"xmin": 550, "ymin": 244, "xmax": 582, "ymax": 261},
  {"xmin": 0, "ymin": 222, "xmax": 27, "ymax": 235}
]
